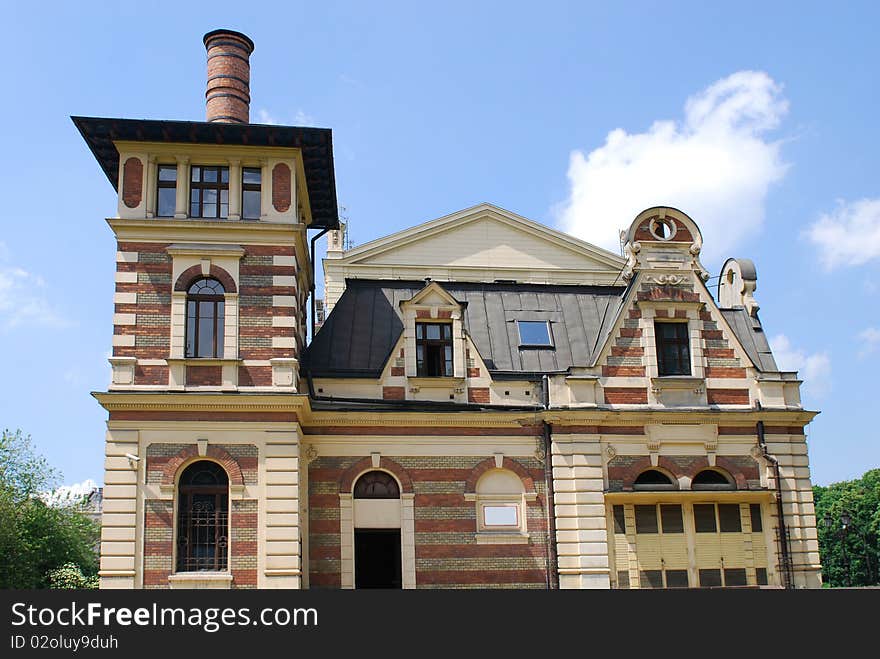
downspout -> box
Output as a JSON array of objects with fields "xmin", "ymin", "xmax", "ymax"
[
  {"xmin": 756, "ymin": 405, "xmax": 794, "ymax": 589},
  {"xmin": 309, "ymin": 227, "xmax": 332, "ymax": 339},
  {"xmin": 541, "ymin": 375, "xmax": 559, "ymax": 589}
]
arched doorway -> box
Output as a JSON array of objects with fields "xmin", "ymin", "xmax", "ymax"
[{"xmin": 353, "ymin": 471, "xmax": 401, "ymax": 589}]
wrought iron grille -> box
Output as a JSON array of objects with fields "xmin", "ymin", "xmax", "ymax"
[{"xmin": 177, "ymin": 496, "xmax": 229, "ymax": 571}]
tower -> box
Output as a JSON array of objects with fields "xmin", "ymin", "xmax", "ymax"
[{"xmin": 75, "ymin": 29, "xmax": 338, "ymax": 589}]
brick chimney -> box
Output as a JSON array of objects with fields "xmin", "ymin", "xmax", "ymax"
[{"xmin": 203, "ymin": 29, "xmax": 255, "ymax": 124}]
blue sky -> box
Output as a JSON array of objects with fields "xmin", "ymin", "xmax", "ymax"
[{"xmin": 2, "ymin": 1, "xmax": 878, "ymax": 488}]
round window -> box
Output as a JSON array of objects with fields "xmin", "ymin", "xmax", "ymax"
[{"xmin": 649, "ymin": 217, "xmax": 677, "ymax": 241}]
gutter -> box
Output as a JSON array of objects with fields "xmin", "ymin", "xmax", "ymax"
[
  {"xmin": 755, "ymin": 404, "xmax": 794, "ymax": 589},
  {"xmin": 541, "ymin": 375, "xmax": 560, "ymax": 589},
  {"xmin": 309, "ymin": 227, "xmax": 332, "ymax": 339}
]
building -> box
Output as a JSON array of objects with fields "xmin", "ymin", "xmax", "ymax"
[{"xmin": 80, "ymin": 30, "xmax": 821, "ymax": 589}]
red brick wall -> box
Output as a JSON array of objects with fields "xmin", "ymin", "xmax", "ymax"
[
  {"xmin": 604, "ymin": 387, "xmax": 648, "ymax": 404},
  {"xmin": 308, "ymin": 455, "xmax": 550, "ymax": 589},
  {"xmin": 467, "ymin": 387, "xmax": 490, "ymax": 404},
  {"xmin": 272, "ymin": 163, "xmax": 291, "ymax": 212},
  {"xmin": 142, "ymin": 444, "xmax": 258, "ymax": 589},
  {"xmin": 383, "ymin": 386, "xmax": 405, "ymax": 400},
  {"xmin": 185, "ymin": 365, "xmax": 222, "ymax": 386},
  {"xmin": 122, "ymin": 157, "xmax": 143, "ymax": 208}
]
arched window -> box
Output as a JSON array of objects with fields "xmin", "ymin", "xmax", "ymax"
[
  {"xmin": 475, "ymin": 469, "xmax": 526, "ymax": 533},
  {"xmin": 176, "ymin": 461, "xmax": 229, "ymax": 572},
  {"xmin": 353, "ymin": 471, "xmax": 400, "ymax": 499},
  {"xmin": 692, "ymin": 469, "xmax": 735, "ymax": 490},
  {"xmin": 185, "ymin": 278, "xmax": 225, "ymax": 358},
  {"xmin": 633, "ymin": 469, "xmax": 676, "ymax": 490}
]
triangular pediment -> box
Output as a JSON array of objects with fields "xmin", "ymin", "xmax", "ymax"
[
  {"xmin": 404, "ymin": 281, "xmax": 461, "ymax": 308},
  {"xmin": 339, "ymin": 204, "xmax": 625, "ymax": 272}
]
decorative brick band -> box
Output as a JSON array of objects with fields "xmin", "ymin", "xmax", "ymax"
[
  {"xmin": 160, "ymin": 445, "xmax": 245, "ymax": 487},
  {"xmin": 464, "ymin": 456, "xmax": 537, "ymax": 495},
  {"xmin": 122, "ymin": 157, "xmax": 143, "ymax": 208},
  {"xmin": 174, "ymin": 264, "xmax": 237, "ymax": 293},
  {"xmin": 339, "ymin": 456, "xmax": 414, "ymax": 494},
  {"xmin": 272, "ymin": 163, "xmax": 291, "ymax": 212}
]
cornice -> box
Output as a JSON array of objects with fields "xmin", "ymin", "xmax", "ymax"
[
  {"xmin": 306, "ymin": 411, "xmax": 538, "ymax": 428},
  {"xmin": 92, "ymin": 391, "xmax": 817, "ymax": 427},
  {"xmin": 92, "ymin": 391, "xmax": 311, "ymax": 414},
  {"xmin": 543, "ymin": 408, "xmax": 818, "ymax": 426},
  {"xmin": 107, "ymin": 218, "xmax": 304, "ymax": 245}
]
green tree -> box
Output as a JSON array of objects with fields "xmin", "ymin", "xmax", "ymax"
[
  {"xmin": 0, "ymin": 429, "xmax": 99, "ymax": 589},
  {"xmin": 814, "ymin": 468, "xmax": 880, "ymax": 587}
]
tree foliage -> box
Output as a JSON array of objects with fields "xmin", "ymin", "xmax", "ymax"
[
  {"xmin": 0, "ymin": 429, "xmax": 99, "ymax": 589},
  {"xmin": 814, "ymin": 468, "xmax": 880, "ymax": 587}
]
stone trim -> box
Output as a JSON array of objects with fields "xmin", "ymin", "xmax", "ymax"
[
  {"xmin": 339, "ymin": 456, "xmax": 413, "ymax": 494},
  {"xmin": 174, "ymin": 263, "xmax": 238, "ymax": 293},
  {"xmin": 464, "ymin": 456, "xmax": 537, "ymax": 495},
  {"xmin": 160, "ymin": 445, "xmax": 245, "ymax": 487}
]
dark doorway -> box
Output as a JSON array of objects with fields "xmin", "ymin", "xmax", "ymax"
[{"xmin": 354, "ymin": 529, "xmax": 402, "ymax": 589}]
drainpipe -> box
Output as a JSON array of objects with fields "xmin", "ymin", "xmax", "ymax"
[
  {"xmin": 309, "ymin": 227, "xmax": 332, "ymax": 339},
  {"xmin": 756, "ymin": 406, "xmax": 794, "ymax": 589},
  {"xmin": 541, "ymin": 374, "xmax": 559, "ymax": 589}
]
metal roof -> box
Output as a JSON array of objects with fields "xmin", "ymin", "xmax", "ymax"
[
  {"xmin": 304, "ymin": 279, "xmax": 627, "ymax": 379},
  {"xmin": 720, "ymin": 307, "xmax": 779, "ymax": 372},
  {"xmin": 71, "ymin": 116, "xmax": 339, "ymax": 229}
]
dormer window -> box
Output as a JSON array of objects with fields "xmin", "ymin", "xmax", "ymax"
[
  {"xmin": 655, "ymin": 321, "xmax": 690, "ymax": 376},
  {"xmin": 156, "ymin": 165, "xmax": 177, "ymax": 217},
  {"xmin": 517, "ymin": 320, "xmax": 553, "ymax": 347},
  {"xmin": 241, "ymin": 167, "xmax": 262, "ymax": 220},
  {"xmin": 190, "ymin": 166, "xmax": 229, "ymax": 219},
  {"xmin": 416, "ymin": 322, "xmax": 452, "ymax": 377}
]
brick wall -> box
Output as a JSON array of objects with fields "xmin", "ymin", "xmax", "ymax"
[
  {"xmin": 142, "ymin": 443, "xmax": 259, "ymax": 589},
  {"xmin": 309, "ymin": 455, "xmax": 550, "ymax": 589},
  {"xmin": 115, "ymin": 242, "xmax": 302, "ymax": 389},
  {"xmin": 114, "ymin": 243, "xmax": 172, "ymax": 385},
  {"xmin": 238, "ymin": 245, "xmax": 299, "ymax": 387}
]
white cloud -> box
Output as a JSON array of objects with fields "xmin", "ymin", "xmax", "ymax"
[
  {"xmin": 557, "ymin": 71, "xmax": 789, "ymax": 261},
  {"xmin": 769, "ymin": 334, "xmax": 831, "ymax": 396},
  {"xmin": 42, "ymin": 479, "xmax": 100, "ymax": 507},
  {"xmin": 0, "ymin": 264, "xmax": 69, "ymax": 329},
  {"xmin": 257, "ymin": 109, "xmax": 279, "ymax": 125},
  {"xmin": 256, "ymin": 108, "xmax": 317, "ymax": 127},
  {"xmin": 293, "ymin": 109, "xmax": 316, "ymax": 126},
  {"xmin": 858, "ymin": 327, "xmax": 880, "ymax": 357},
  {"xmin": 805, "ymin": 198, "xmax": 880, "ymax": 270}
]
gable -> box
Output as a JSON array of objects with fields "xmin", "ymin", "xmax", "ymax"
[{"xmin": 342, "ymin": 205, "xmax": 625, "ymax": 273}]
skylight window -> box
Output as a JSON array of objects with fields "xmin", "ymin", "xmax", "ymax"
[{"xmin": 518, "ymin": 321, "xmax": 553, "ymax": 347}]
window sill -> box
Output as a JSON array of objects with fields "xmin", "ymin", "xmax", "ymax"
[
  {"xmin": 407, "ymin": 376, "xmax": 465, "ymax": 388},
  {"xmin": 475, "ymin": 532, "xmax": 530, "ymax": 545},
  {"xmin": 167, "ymin": 572, "xmax": 233, "ymax": 589},
  {"xmin": 651, "ymin": 376, "xmax": 704, "ymax": 390},
  {"xmin": 167, "ymin": 358, "xmax": 242, "ymax": 366}
]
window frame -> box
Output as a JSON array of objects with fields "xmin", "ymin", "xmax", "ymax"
[
  {"xmin": 156, "ymin": 164, "xmax": 177, "ymax": 217},
  {"xmin": 185, "ymin": 278, "xmax": 226, "ymax": 359},
  {"xmin": 190, "ymin": 165, "xmax": 229, "ymax": 219},
  {"xmin": 415, "ymin": 321, "xmax": 453, "ymax": 377},
  {"xmin": 516, "ymin": 320, "xmax": 554, "ymax": 349},
  {"xmin": 241, "ymin": 166, "xmax": 262, "ymax": 220},
  {"xmin": 175, "ymin": 461, "xmax": 229, "ymax": 573},
  {"xmin": 655, "ymin": 320, "xmax": 691, "ymax": 376}
]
